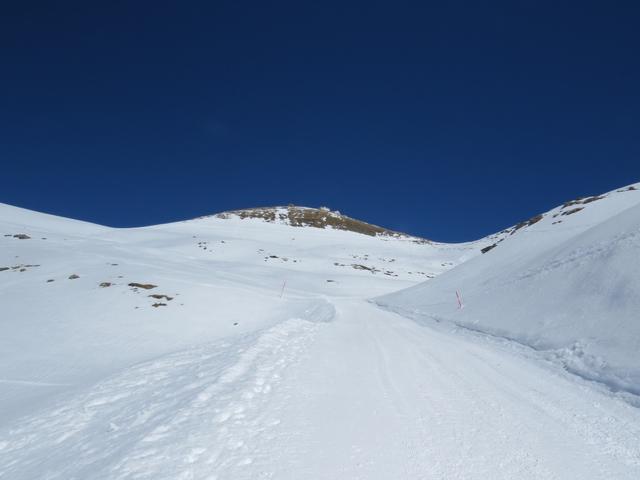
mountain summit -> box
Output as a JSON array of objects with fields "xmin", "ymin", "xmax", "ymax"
[{"xmin": 207, "ymin": 205, "xmax": 430, "ymax": 241}]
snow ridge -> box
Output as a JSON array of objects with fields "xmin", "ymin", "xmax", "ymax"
[{"xmin": 0, "ymin": 304, "xmax": 330, "ymax": 479}]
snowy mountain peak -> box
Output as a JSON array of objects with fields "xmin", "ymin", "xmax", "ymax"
[{"xmin": 205, "ymin": 205, "xmax": 431, "ymax": 242}]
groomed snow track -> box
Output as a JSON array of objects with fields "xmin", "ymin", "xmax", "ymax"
[{"xmin": 1, "ymin": 297, "xmax": 639, "ymax": 480}]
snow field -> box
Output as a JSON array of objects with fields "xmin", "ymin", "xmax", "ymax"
[{"xmin": 1, "ymin": 185, "xmax": 640, "ymax": 479}]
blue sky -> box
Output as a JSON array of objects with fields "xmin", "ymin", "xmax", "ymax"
[{"xmin": 1, "ymin": 1, "xmax": 638, "ymax": 241}]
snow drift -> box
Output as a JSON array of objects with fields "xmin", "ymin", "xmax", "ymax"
[{"xmin": 377, "ymin": 183, "xmax": 640, "ymax": 395}]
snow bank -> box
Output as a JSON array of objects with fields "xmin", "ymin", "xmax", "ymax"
[{"xmin": 377, "ymin": 183, "xmax": 640, "ymax": 395}]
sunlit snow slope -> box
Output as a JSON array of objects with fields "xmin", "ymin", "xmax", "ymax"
[
  {"xmin": 378, "ymin": 183, "xmax": 640, "ymax": 395},
  {"xmin": 0, "ymin": 204, "xmax": 481, "ymax": 420},
  {"xmin": 1, "ymin": 192, "xmax": 639, "ymax": 479}
]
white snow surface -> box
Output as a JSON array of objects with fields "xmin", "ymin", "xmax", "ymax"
[
  {"xmin": 378, "ymin": 183, "xmax": 640, "ymax": 396},
  {"xmin": 1, "ymin": 191, "xmax": 640, "ymax": 479}
]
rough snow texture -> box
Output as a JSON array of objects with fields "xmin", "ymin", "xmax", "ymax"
[{"xmin": 1, "ymin": 189, "xmax": 640, "ymax": 479}]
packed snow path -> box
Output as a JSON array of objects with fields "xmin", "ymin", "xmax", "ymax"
[{"xmin": 1, "ymin": 298, "xmax": 639, "ymax": 479}]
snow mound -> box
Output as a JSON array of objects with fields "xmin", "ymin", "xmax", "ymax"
[{"xmin": 377, "ymin": 183, "xmax": 640, "ymax": 395}]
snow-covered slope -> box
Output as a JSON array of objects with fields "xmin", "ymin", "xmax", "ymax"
[
  {"xmin": 0, "ymin": 204, "xmax": 483, "ymax": 420},
  {"xmin": 378, "ymin": 183, "xmax": 640, "ymax": 395},
  {"xmin": 1, "ymin": 193, "xmax": 640, "ymax": 479}
]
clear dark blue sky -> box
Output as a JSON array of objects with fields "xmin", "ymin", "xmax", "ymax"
[{"xmin": 2, "ymin": 1, "xmax": 638, "ymax": 241}]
